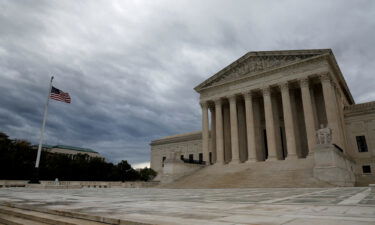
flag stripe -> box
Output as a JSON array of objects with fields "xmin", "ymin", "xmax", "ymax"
[{"xmin": 49, "ymin": 86, "xmax": 71, "ymax": 103}]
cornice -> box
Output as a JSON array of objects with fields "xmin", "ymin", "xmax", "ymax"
[
  {"xmin": 344, "ymin": 101, "xmax": 375, "ymax": 117},
  {"xmin": 194, "ymin": 49, "xmax": 332, "ymax": 92},
  {"xmin": 196, "ymin": 53, "xmax": 326, "ymax": 93},
  {"xmin": 325, "ymin": 54, "xmax": 355, "ymax": 104},
  {"xmin": 150, "ymin": 131, "xmax": 202, "ymax": 146},
  {"xmin": 197, "ymin": 51, "xmax": 355, "ymax": 106}
]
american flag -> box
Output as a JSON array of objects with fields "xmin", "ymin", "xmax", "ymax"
[{"xmin": 50, "ymin": 86, "xmax": 71, "ymax": 103}]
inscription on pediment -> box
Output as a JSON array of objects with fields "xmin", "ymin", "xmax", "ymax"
[{"xmin": 204, "ymin": 54, "xmax": 317, "ymax": 88}]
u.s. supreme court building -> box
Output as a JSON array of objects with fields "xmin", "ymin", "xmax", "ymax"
[{"xmin": 150, "ymin": 49, "xmax": 375, "ymax": 187}]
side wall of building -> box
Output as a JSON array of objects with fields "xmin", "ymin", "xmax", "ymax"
[
  {"xmin": 150, "ymin": 133, "xmax": 202, "ymax": 174},
  {"xmin": 344, "ymin": 102, "xmax": 375, "ymax": 185}
]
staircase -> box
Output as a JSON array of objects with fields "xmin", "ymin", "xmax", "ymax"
[{"xmin": 159, "ymin": 157, "xmax": 334, "ymax": 188}]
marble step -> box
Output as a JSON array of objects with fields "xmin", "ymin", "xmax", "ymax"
[
  {"xmin": 0, "ymin": 212, "xmax": 48, "ymax": 225},
  {"xmin": 0, "ymin": 206, "xmax": 107, "ymax": 225},
  {"xmin": 162, "ymin": 159, "xmax": 334, "ymax": 188}
]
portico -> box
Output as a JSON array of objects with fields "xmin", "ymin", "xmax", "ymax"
[{"xmin": 197, "ymin": 50, "xmax": 353, "ymax": 165}]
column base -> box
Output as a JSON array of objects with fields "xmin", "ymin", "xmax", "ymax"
[
  {"xmin": 285, "ymin": 154, "xmax": 298, "ymax": 160},
  {"xmin": 245, "ymin": 158, "xmax": 258, "ymax": 163},
  {"xmin": 266, "ymin": 156, "xmax": 278, "ymax": 161},
  {"xmin": 214, "ymin": 161, "xmax": 226, "ymax": 165},
  {"xmin": 306, "ymin": 152, "xmax": 315, "ymax": 158},
  {"xmin": 228, "ymin": 159, "xmax": 240, "ymax": 165}
]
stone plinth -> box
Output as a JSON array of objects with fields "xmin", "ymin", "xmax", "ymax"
[
  {"xmin": 160, "ymin": 159, "xmax": 204, "ymax": 184},
  {"xmin": 313, "ymin": 144, "xmax": 355, "ymax": 186}
]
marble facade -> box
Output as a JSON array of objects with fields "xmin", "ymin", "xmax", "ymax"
[{"xmin": 151, "ymin": 49, "xmax": 375, "ymax": 186}]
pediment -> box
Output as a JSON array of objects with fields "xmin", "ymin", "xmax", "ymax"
[{"xmin": 195, "ymin": 49, "xmax": 331, "ymax": 91}]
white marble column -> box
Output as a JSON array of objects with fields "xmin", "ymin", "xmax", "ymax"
[
  {"xmin": 280, "ymin": 82, "xmax": 298, "ymax": 159},
  {"xmin": 263, "ymin": 87, "xmax": 278, "ymax": 161},
  {"xmin": 243, "ymin": 92, "xmax": 257, "ymax": 162},
  {"xmin": 214, "ymin": 98, "xmax": 225, "ymax": 164},
  {"xmin": 300, "ymin": 78, "xmax": 317, "ymax": 155},
  {"xmin": 228, "ymin": 95, "xmax": 240, "ymax": 163},
  {"xmin": 209, "ymin": 107, "xmax": 216, "ymax": 164},
  {"xmin": 320, "ymin": 73, "xmax": 341, "ymax": 146},
  {"xmin": 200, "ymin": 101, "xmax": 210, "ymax": 164}
]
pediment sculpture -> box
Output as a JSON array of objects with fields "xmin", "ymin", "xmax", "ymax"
[{"xmin": 201, "ymin": 54, "xmax": 319, "ymax": 89}]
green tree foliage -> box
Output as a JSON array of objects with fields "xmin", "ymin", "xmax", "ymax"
[
  {"xmin": 0, "ymin": 132, "xmax": 157, "ymax": 181},
  {"xmin": 139, "ymin": 167, "xmax": 157, "ymax": 181}
]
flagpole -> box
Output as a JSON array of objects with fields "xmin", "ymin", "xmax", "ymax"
[{"xmin": 30, "ymin": 76, "xmax": 54, "ymax": 183}]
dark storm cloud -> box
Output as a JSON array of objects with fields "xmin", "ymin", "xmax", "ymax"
[{"xmin": 1, "ymin": 0, "xmax": 375, "ymax": 165}]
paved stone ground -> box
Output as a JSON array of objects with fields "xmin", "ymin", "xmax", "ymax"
[{"xmin": 0, "ymin": 187, "xmax": 375, "ymax": 224}]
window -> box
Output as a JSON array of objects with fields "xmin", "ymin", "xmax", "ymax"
[
  {"xmin": 199, "ymin": 153, "xmax": 203, "ymax": 163},
  {"xmin": 362, "ymin": 165, "xmax": 371, "ymax": 174},
  {"xmin": 162, "ymin": 156, "xmax": 166, "ymax": 167},
  {"xmin": 180, "ymin": 155, "xmax": 184, "ymax": 160},
  {"xmin": 356, "ymin": 136, "xmax": 368, "ymax": 152},
  {"xmin": 189, "ymin": 154, "xmax": 193, "ymax": 162}
]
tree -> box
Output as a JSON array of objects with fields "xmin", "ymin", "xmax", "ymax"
[
  {"xmin": 117, "ymin": 160, "xmax": 139, "ymax": 181},
  {"xmin": 139, "ymin": 167, "xmax": 157, "ymax": 181},
  {"xmin": 0, "ymin": 131, "xmax": 155, "ymax": 182}
]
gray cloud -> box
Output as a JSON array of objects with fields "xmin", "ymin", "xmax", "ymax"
[{"xmin": 1, "ymin": 0, "xmax": 375, "ymax": 164}]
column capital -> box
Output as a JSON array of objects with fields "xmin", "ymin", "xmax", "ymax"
[
  {"xmin": 299, "ymin": 77, "xmax": 310, "ymax": 88},
  {"xmin": 242, "ymin": 91, "xmax": 252, "ymax": 100},
  {"xmin": 199, "ymin": 101, "xmax": 208, "ymax": 108},
  {"xmin": 226, "ymin": 94, "xmax": 237, "ymax": 101},
  {"xmin": 213, "ymin": 98, "xmax": 222, "ymax": 105},
  {"xmin": 279, "ymin": 82, "xmax": 289, "ymax": 91},
  {"xmin": 262, "ymin": 86, "xmax": 271, "ymax": 97},
  {"xmin": 319, "ymin": 72, "xmax": 331, "ymax": 83}
]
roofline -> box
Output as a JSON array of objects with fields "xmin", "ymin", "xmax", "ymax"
[
  {"xmin": 344, "ymin": 101, "xmax": 375, "ymax": 117},
  {"xmin": 194, "ymin": 49, "xmax": 354, "ymax": 105},
  {"xmin": 150, "ymin": 131, "xmax": 202, "ymax": 146},
  {"xmin": 325, "ymin": 51, "xmax": 355, "ymax": 104},
  {"xmin": 53, "ymin": 145, "xmax": 98, "ymax": 153},
  {"xmin": 34, "ymin": 144, "xmax": 99, "ymax": 153},
  {"xmin": 194, "ymin": 49, "xmax": 332, "ymax": 92}
]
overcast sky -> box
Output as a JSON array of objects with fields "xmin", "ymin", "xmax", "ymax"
[{"xmin": 1, "ymin": 0, "xmax": 374, "ymax": 167}]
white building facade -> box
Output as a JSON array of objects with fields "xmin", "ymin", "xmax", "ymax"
[{"xmin": 151, "ymin": 49, "xmax": 375, "ymax": 186}]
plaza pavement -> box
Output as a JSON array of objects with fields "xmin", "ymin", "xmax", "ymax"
[{"xmin": 0, "ymin": 187, "xmax": 374, "ymax": 225}]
